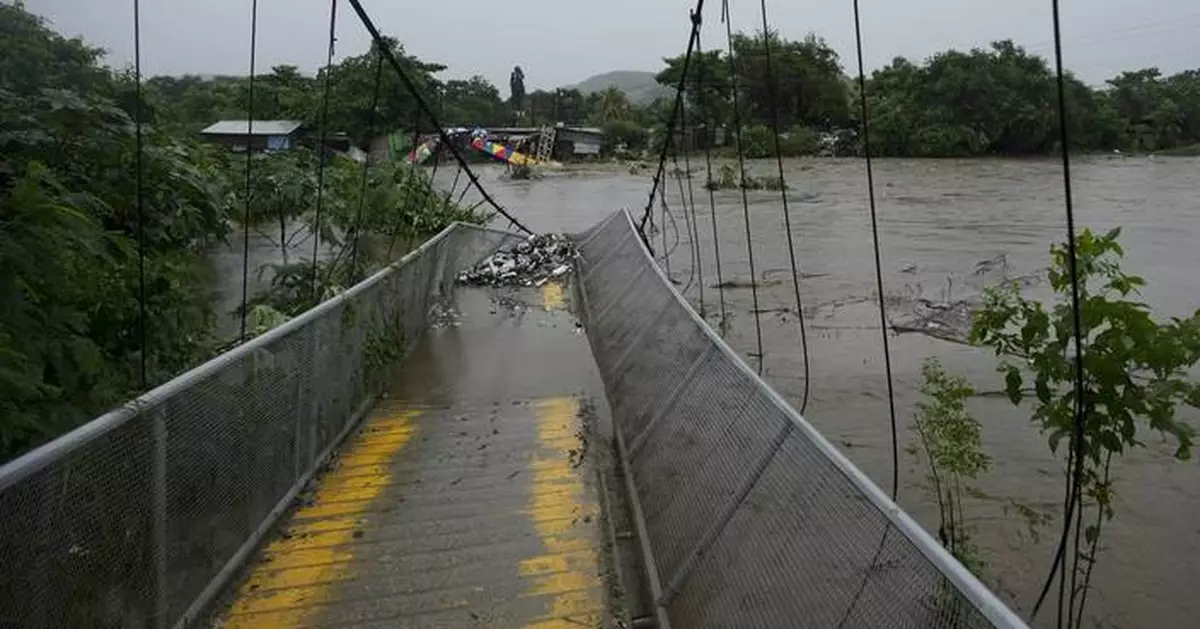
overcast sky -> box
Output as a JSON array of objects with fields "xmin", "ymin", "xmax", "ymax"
[{"xmin": 24, "ymin": 0, "xmax": 1200, "ymax": 92}]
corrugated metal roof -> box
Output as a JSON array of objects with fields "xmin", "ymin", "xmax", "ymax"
[{"xmin": 200, "ymin": 120, "xmax": 303, "ymax": 136}]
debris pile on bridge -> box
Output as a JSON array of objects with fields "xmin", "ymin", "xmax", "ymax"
[{"xmin": 457, "ymin": 233, "xmax": 576, "ymax": 287}]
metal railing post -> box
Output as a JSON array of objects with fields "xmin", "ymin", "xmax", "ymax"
[
  {"xmin": 305, "ymin": 329, "xmax": 321, "ymax": 465},
  {"xmin": 151, "ymin": 403, "xmax": 169, "ymax": 629},
  {"xmin": 628, "ymin": 345, "xmax": 714, "ymax": 458},
  {"xmin": 291, "ymin": 347, "xmax": 305, "ymax": 481}
]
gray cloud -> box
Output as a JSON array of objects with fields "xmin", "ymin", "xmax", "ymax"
[{"xmin": 25, "ymin": 0, "xmax": 1200, "ymax": 91}]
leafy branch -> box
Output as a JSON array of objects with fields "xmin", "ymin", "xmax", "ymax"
[{"xmin": 969, "ymin": 227, "xmax": 1200, "ymax": 628}]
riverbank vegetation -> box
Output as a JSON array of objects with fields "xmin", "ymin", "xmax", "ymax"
[
  {"xmin": 656, "ymin": 33, "xmax": 1200, "ymax": 157},
  {"xmin": 0, "ymin": 3, "xmax": 484, "ymax": 461}
]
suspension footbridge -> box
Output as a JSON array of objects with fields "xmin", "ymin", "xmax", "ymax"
[{"xmin": 1, "ymin": 0, "xmax": 1097, "ymax": 626}]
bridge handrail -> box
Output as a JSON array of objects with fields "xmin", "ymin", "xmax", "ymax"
[
  {"xmin": 0, "ymin": 221, "xmax": 519, "ymax": 629},
  {"xmin": 574, "ymin": 208, "xmax": 1029, "ymax": 629}
]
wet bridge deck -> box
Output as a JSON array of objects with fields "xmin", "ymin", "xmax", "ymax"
[{"xmin": 215, "ymin": 283, "xmax": 620, "ymax": 629}]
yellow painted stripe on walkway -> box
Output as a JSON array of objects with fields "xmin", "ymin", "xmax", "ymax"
[
  {"xmin": 221, "ymin": 408, "xmax": 421, "ymax": 629},
  {"xmin": 520, "ymin": 394, "xmax": 603, "ymax": 625},
  {"xmin": 542, "ymin": 281, "xmax": 565, "ymax": 310}
]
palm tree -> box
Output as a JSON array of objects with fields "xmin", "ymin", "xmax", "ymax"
[{"xmin": 598, "ymin": 86, "xmax": 630, "ymax": 122}]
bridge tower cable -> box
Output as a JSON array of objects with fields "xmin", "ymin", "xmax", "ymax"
[
  {"xmin": 694, "ymin": 24, "xmax": 729, "ymax": 331},
  {"xmin": 238, "ymin": 0, "xmax": 260, "ymax": 343},
  {"xmin": 311, "ymin": 0, "xmax": 340, "ymax": 302},
  {"xmin": 1030, "ymin": 0, "xmax": 1089, "ymax": 625},
  {"xmin": 345, "ymin": 0, "xmax": 533, "ymax": 235},
  {"xmin": 132, "ymin": 0, "xmax": 147, "ymax": 389},
  {"xmin": 720, "ymin": 0, "xmax": 766, "ymax": 375},
  {"xmin": 849, "ymin": 0, "xmax": 899, "ymax": 500},
  {"xmin": 758, "ymin": 0, "xmax": 813, "ymax": 413},
  {"xmin": 638, "ymin": 0, "xmax": 706, "ymax": 250}
]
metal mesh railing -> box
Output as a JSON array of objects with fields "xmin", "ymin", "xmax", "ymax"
[
  {"xmin": 573, "ymin": 209, "xmax": 1029, "ymax": 629},
  {"xmin": 0, "ymin": 222, "xmax": 519, "ymax": 629}
]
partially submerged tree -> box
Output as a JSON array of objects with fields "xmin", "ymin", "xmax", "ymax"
[{"xmin": 971, "ymin": 227, "xmax": 1200, "ymax": 628}]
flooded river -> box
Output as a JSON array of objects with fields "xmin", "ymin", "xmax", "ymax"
[
  {"xmin": 443, "ymin": 156, "xmax": 1200, "ymax": 629},
  {"xmin": 202, "ymin": 156, "xmax": 1198, "ymax": 627}
]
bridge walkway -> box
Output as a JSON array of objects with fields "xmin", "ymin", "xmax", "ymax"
[{"xmin": 213, "ymin": 282, "xmax": 621, "ymax": 629}]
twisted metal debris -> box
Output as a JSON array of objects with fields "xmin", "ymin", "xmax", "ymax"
[{"xmin": 457, "ymin": 233, "xmax": 577, "ymax": 287}]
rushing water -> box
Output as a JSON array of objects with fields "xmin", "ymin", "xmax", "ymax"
[{"xmin": 437, "ymin": 156, "xmax": 1200, "ymax": 629}]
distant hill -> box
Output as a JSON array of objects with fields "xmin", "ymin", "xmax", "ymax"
[{"xmin": 568, "ymin": 70, "xmax": 672, "ymax": 105}]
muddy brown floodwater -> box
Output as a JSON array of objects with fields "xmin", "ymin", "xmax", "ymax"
[{"xmin": 434, "ymin": 156, "xmax": 1200, "ymax": 629}]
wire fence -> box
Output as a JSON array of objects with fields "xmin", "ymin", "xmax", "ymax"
[
  {"xmin": 0, "ymin": 222, "xmax": 518, "ymax": 629},
  {"xmin": 573, "ymin": 209, "xmax": 1029, "ymax": 629}
]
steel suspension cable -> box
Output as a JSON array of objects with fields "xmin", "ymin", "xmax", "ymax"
[
  {"xmin": 238, "ymin": 0, "xmax": 259, "ymax": 343},
  {"xmin": 1030, "ymin": 0, "xmax": 1089, "ymax": 624},
  {"xmin": 346, "ymin": 0, "xmax": 532, "ymax": 235},
  {"xmin": 132, "ymin": 0, "xmax": 147, "ymax": 388},
  {"xmin": 638, "ymin": 0, "xmax": 706, "ymax": 247},
  {"xmin": 721, "ymin": 0, "xmax": 765, "ymax": 374},
  {"xmin": 694, "ymin": 26, "xmax": 729, "ymax": 330},
  {"xmin": 311, "ymin": 0, "xmax": 338, "ymax": 303},
  {"xmin": 851, "ymin": 0, "xmax": 899, "ymax": 500},
  {"xmin": 758, "ymin": 0, "xmax": 812, "ymax": 413}
]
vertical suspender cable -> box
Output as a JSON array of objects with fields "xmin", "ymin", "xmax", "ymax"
[
  {"xmin": 132, "ymin": 0, "xmax": 147, "ymax": 388},
  {"xmin": 387, "ymin": 109, "xmax": 423, "ymax": 261},
  {"xmin": 660, "ymin": 194, "xmax": 673, "ymax": 276},
  {"xmin": 695, "ymin": 27, "xmax": 729, "ymax": 330},
  {"xmin": 758, "ymin": 0, "xmax": 812, "ymax": 413},
  {"xmin": 851, "ymin": 0, "xmax": 899, "ymax": 499},
  {"xmin": 721, "ymin": 0, "xmax": 765, "ymax": 374},
  {"xmin": 349, "ymin": 48, "xmax": 384, "ymax": 283},
  {"xmin": 1030, "ymin": 1, "xmax": 1089, "ymax": 624},
  {"xmin": 672, "ymin": 42, "xmax": 705, "ymax": 308},
  {"xmin": 837, "ymin": 15, "xmax": 902, "ymax": 623},
  {"xmin": 238, "ymin": 0, "xmax": 259, "ymax": 343},
  {"xmin": 311, "ymin": 0, "xmax": 338, "ymax": 303},
  {"xmin": 443, "ymin": 164, "xmax": 463, "ymax": 205}
]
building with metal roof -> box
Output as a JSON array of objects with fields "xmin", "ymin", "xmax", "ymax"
[{"xmin": 199, "ymin": 120, "xmax": 304, "ymax": 152}]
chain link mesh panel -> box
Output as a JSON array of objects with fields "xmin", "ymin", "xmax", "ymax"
[
  {"xmin": 0, "ymin": 223, "xmax": 518, "ymax": 629},
  {"xmin": 574, "ymin": 209, "xmax": 1027, "ymax": 629}
]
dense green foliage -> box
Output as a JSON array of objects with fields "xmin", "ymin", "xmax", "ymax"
[
  {"xmin": 657, "ymin": 32, "xmax": 1200, "ymax": 157},
  {"xmin": 0, "ymin": 3, "xmax": 485, "ymax": 460},
  {"xmin": 970, "ymin": 228, "xmax": 1200, "ymax": 626},
  {"xmin": 659, "ymin": 32, "xmax": 851, "ymax": 133},
  {"xmin": 144, "ymin": 38, "xmax": 445, "ymax": 142},
  {"xmin": 1, "ymin": 5, "xmax": 231, "ymax": 454}
]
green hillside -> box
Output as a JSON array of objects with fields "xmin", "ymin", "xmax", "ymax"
[{"xmin": 568, "ymin": 70, "xmax": 671, "ymax": 104}]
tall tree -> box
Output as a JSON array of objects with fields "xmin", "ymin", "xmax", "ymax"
[
  {"xmin": 732, "ymin": 31, "xmax": 851, "ymax": 129},
  {"xmin": 509, "ymin": 66, "xmax": 526, "ymax": 116},
  {"xmin": 441, "ymin": 75, "xmax": 505, "ymax": 126}
]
